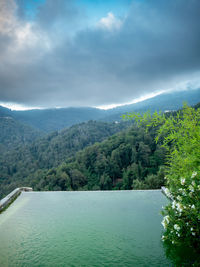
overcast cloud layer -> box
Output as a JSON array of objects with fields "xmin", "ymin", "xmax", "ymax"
[{"xmin": 0, "ymin": 0, "xmax": 200, "ymax": 108}]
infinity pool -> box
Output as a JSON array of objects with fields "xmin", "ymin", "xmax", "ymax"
[{"xmin": 0, "ymin": 190, "xmax": 170, "ymax": 266}]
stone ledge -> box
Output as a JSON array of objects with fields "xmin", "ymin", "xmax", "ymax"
[{"xmin": 0, "ymin": 187, "xmax": 33, "ymax": 212}]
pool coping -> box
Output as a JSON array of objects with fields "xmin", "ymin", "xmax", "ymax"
[{"xmin": 0, "ymin": 187, "xmax": 33, "ymax": 213}]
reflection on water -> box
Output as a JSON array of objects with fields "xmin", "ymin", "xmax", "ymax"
[
  {"xmin": 163, "ymin": 239, "xmax": 200, "ymax": 266},
  {"xmin": 0, "ymin": 190, "xmax": 172, "ymax": 266}
]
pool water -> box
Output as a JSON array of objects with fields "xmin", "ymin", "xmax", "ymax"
[{"xmin": 0, "ymin": 190, "xmax": 171, "ymax": 266}]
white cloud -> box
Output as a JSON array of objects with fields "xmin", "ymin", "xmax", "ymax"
[
  {"xmin": 0, "ymin": 0, "xmax": 17, "ymax": 35},
  {"xmin": 98, "ymin": 12, "xmax": 122, "ymax": 31},
  {"xmin": 0, "ymin": 102, "xmax": 43, "ymax": 111},
  {"xmin": 96, "ymin": 91, "xmax": 165, "ymax": 110},
  {"xmin": 0, "ymin": 0, "xmax": 50, "ymax": 50},
  {"xmin": 0, "ymin": 0, "xmax": 200, "ymax": 108}
]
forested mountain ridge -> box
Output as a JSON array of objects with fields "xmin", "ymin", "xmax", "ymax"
[
  {"xmin": 32, "ymin": 123, "xmax": 166, "ymax": 191},
  {"xmin": 0, "ymin": 120, "xmax": 128, "ymax": 198},
  {"xmin": 0, "ymin": 116, "xmax": 42, "ymax": 154},
  {"xmin": 28, "ymin": 102, "xmax": 200, "ymax": 192},
  {"xmin": 100, "ymin": 88, "xmax": 200, "ymax": 122},
  {"xmin": 0, "ymin": 106, "xmax": 106, "ymax": 132},
  {"xmin": 0, "ymin": 106, "xmax": 12, "ymax": 117},
  {"xmin": 0, "ymin": 92, "xmax": 199, "ymax": 197},
  {"xmin": 0, "ymin": 88, "xmax": 199, "ymax": 132},
  {"xmin": 13, "ymin": 107, "xmax": 105, "ymax": 132}
]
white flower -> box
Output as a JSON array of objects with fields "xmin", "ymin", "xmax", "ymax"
[
  {"xmin": 174, "ymin": 224, "xmax": 181, "ymax": 231},
  {"xmin": 165, "ymin": 188, "xmax": 172, "ymax": 198},
  {"xmin": 172, "ymin": 200, "xmax": 176, "ymax": 209},
  {"xmin": 161, "ymin": 215, "xmax": 170, "ymax": 229},
  {"xmin": 161, "ymin": 221, "xmax": 166, "ymax": 229},
  {"xmin": 181, "ymin": 178, "xmax": 185, "ymax": 185},
  {"xmin": 192, "ymin": 232, "xmax": 196, "ymax": 236},
  {"xmin": 161, "ymin": 235, "xmax": 165, "ymax": 241},
  {"xmin": 191, "ymin": 204, "xmax": 195, "ymax": 209},
  {"xmin": 179, "ymin": 188, "xmax": 186, "ymax": 196},
  {"xmin": 190, "ymin": 227, "xmax": 193, "ymax": 231},
  {"xmin": 172, "ymin": 240, "xmax": 175, "ymax": 244},
  {"xmin": 177, "ymin": 195, "xmax": 182, "ymax": 201},
  {"xmin": 191, "ymin": 171, "xmax": 197, "ymax": 178},
  {"xmin": 189, "ymin": 185, "xmax": 194, "ymax": 193},
  {"xmin": 182, "ymin": 190, "xmax": 186, "ymax": 196},
  {"xmin": 176, "ymin": 202, "xmax": 183, "ymax": 213}
]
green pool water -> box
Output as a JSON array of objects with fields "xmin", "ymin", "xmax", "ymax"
[{"xmin": 0, "ymin": 190, "xmax": 171, "ymax": 267}]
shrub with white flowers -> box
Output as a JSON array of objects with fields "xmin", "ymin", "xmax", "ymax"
[
  {"xmin": 124, "ymin": 104, "xmax": 200, "ymax": 251},
  {"xmin": 162, "ymin": 171, "xmax": 200, "ymax": 247},
  {"xmin": 158, "ymin": 105, "xmax": 200, "ymax": 249}
]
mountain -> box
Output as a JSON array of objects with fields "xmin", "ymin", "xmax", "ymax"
[
  {"xmin": 12, "ymin": 107, "xmax": 105, "ymax": 132},
  {"xmin": 32, "ymin": 122, "xmax": 166, "ymax": 192},
  {"xmin": 0, "ymin": 88, "xmax": 199, "ymax": 158},
  {"xmin": 0, "ymin": 116, "xmax": 42, "ymax": 154},
  {"xmin": 24, "ymin": 100, "xmax": 200, "ymax": 192},
  {"xmin": 1, "ymin": 100, "xmax": 199, "ymax": 197},
  {"xmin": 0, "ymin": 106, "xmax": 12, "ymax": 117},
  {"xmin": 100, "ymin": 88, "xmax": 200, "ymax": 122},
  {"xmin": 0, "ymin": 120, "xmax": 128, "ymax": 198},
  {"xmin": 0, "ymin": 88, "xmax": 199, "ymax": 132},
  {"xmin": 0, "ymin": 105, "xmax": 106, "ymax": 132}
]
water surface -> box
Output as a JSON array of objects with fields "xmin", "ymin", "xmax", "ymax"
[{"xmin": 0, "ymin": 190, "xmax": 170, "ymax": 266}]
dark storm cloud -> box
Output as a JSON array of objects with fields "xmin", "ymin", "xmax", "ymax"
[{"xmin": 0, "ymin": 0, "xmax": 200, "ymax": 108}]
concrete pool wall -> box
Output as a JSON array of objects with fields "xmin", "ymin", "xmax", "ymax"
[{"xmin": 0, "ymin": 187, "xmax": 32, "ymax": 212}]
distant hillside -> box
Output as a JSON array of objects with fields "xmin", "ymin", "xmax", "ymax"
[
  {"xmin": 0, "ymin": 88, "xmax": 199, "ymax": 132},
  {"xmin": 27, "ymin": 101, "xmax": 200, "ymax": 192},
  {"xmin": 0, "ymin": 106, "xmax": 12, "ymax": 117},
  {"xmin": 100, "ymin": 88, "xmax": 200, "ymax": 122},
  {"xmin": 0, "ymin": 116, "xmax": 42, "ymax": 154},
  {"xmin": 1, "ymin": 101, "xmax": 199, "ymax": 197},
  {"xmin": 13, "ymin": 107, "xmax": 105, "ymax": 132},
  {"xmin": 0, "ymin": 120, "xmax": 128, "ymax": 198},
  {"xmin": 0, "ymin": 106, "xmax": 106, "ymax": 132}
]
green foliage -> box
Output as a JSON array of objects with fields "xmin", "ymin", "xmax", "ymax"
[
  {"xmin": 32, "ymin": 123, "xmax": 166, "ymax": 192},
  {"xmin": 0, "ymin": 117, "xmax": 42, "ymax": 154},
  {"xmin": 160, "ymin": 107, "xmax": 200, "ymax": 253},
  {"xmin": 12, "ymin": 107, "xmax": 107, "ymax": 132},
  {"xmin": 126, "ymin": 104, "xmax": 200, "ymax": 261},
  {"xmin": 0, "ymin": 121, "xmax": 128, "ymax": 198}
]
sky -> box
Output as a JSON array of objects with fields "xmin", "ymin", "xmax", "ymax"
[{"xmin": 0, "ymin": 0, "xmax": 200, "ymax": 110}]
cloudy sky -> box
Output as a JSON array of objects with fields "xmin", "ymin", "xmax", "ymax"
[{"xmin": 0, "ymin": 0, "xmax": 200, "ymax": 109}]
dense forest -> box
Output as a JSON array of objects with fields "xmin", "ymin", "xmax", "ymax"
[
  {"xmin": 0, "ymin": 117, "xmax": 42, "ymax": 154},
  {"xmin": 0, "ymin": 121, "xmax": 128, "ymax": 198},
  {"xmin": 31, "ymin": 124, "xmax": 166, "ymax": 192},
  {"xmin": 0, "ymin": 100, "xmax": 199, "ymax": 199}
]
